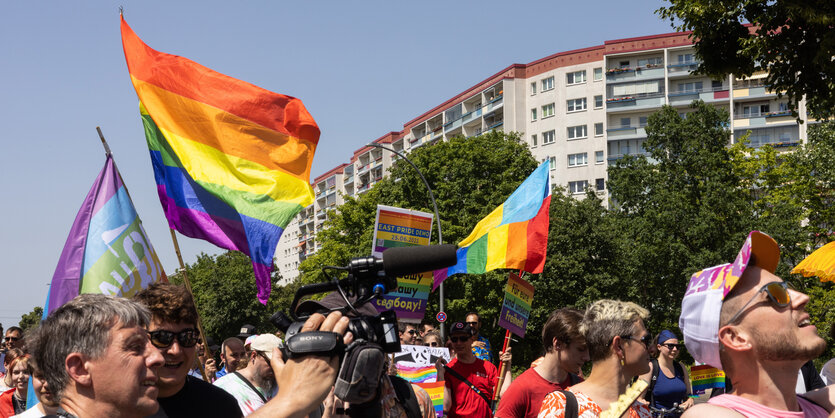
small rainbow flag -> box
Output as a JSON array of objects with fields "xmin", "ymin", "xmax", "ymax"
[
  {"xmin": 432, "ymin": 161, "xmax": 551, "ymax": 289},
  {"xmin": 121, "ymin": 17, "xmax": 318, "ymax": 303},
  {"xmin": 396, "ymin": 365, "xmax": 438, "ymax": 383},
  {"xmin": 690, "ymin": 364, "xmax": 725, "ymax": 393},
  {"xmin": 415, "ymin": 381, "xmax": 444, "ymax": 418}
]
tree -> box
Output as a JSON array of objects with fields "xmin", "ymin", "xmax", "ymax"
[
  {"xmin": 169, "ymin": 251, "xmax": 300, "ymax": 343},
  {"xmin": 18, "ymin": 306, "xmax": 43, "ymax": 333},
  {"xmin": 657, "ymin": 0, "xmax": 835, "ymax": 120},
  {"xmin": 607, "ymin": 101, "xmax": 753, "ymax": 332}
]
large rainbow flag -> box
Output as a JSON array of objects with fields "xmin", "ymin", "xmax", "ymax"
[
  {"xmin": 47, "ymin": 154, "xmax": 166, "ymax": 314},
  {"xmin": 432, "ymin": 161, "xmax": 551, "ymax": 289},
  {"xmin": 121, "ymin": 17, "xmax": 318, "ymax": 303}
]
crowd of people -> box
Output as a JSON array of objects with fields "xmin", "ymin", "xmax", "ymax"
[{"xmin": 0, "ymin": 231, "xmax": 833, "ymax": 417}]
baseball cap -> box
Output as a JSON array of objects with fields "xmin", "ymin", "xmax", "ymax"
[
  {"xmin": 237, "ymin": 324, "xmax": 257, "ymax": 339},
  {"xmin": 679, "ymin": 231, "xmax": 779, "ymax": 369},
  {"xmin": 449, "ymin": 322, "xmax": 474, "ymax": 336},
  {"xmin": 244, "ymin": 334, "xmax": 258, "ymax": 349},
  {"xmin": 250, "ymin": 334, "xmax": 282, "ymax": 360}
]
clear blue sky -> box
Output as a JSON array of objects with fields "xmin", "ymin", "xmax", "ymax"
[{"xmin": 0, "ymin": 1, "xmax": 675, "ymax": 327}]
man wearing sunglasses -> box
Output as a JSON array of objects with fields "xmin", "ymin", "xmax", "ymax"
[
  {"xmin": 399, "ymin": 322, "xmax": 419, "ymax": 346},
  {"xmin": 135, "ymin": 282, "xmax": 242, "ymax": 417},
  {"xmin": 680, "ymin": 231, "xmax": 830, "ymax": 417},
  {"xmin": 436, "ymin": 321, "xmax": 512, "ymax": 418},
  {"xmin": 4, "ymin": 327, "xmax": 22, "ymax": 351}
]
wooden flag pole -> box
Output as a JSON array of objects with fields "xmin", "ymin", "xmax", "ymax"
[{"xmin": 169, "ymin": 228, "xmax": 211, "ymax": 382}]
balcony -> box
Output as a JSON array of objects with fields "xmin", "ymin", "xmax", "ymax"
[
  {"xmin": 668, "ymin": 86, "xmax": 730, "ymax": 105},
  {"xmin": 488, "ymin": 121, "xmax": 504, "ymax": 130},
  {"xmin": 667, "ymin": 61, "xmax": 700, "ymax": 77},
  {"xmin": 343, "ymin": 175, "xmax": 354, "ymax": 185},
  {"xmin": 733, "ymin": 84, "xmax": 775, "ymax": 100},
  {"xmin": 357, "ymin": 163, "xmax": 370, "ymax": 174},
  {"xmin": 483, "ymin": 96, "xmax": 503, "ymax": 115},
  {"xmin": 605, "ymin": 66, "xmax": 665, "ymax": 83},
  {"xmin": 606, "ymin": 92, "xmax": 666, "ymax": 112},
  {"xmin": 606, "ymin": 125, "xmax": 647, "ymax": 140},
  {"xmin": 462, "ymin": 108, "xmax": 482, "ymax": 125}
]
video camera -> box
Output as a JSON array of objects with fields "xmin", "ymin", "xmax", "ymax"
[{"xmin": 270, "ymin": 244, "xmax": 457, "ymax": 416}]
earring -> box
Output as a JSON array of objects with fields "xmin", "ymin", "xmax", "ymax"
[{"xmin": 620, "ymin": 356, "xmax": 625, "ymax": 367}]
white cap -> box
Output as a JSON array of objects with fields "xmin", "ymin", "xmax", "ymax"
[{"xmin": 250, "ymin": 334, "xmax": 282, "ymax": 360}]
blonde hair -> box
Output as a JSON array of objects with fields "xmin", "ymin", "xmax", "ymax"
[{"xmin": 581, "ymin": 299, "xmax": 649, "ymax": 362}]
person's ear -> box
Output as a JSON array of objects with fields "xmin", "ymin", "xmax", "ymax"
[
  {"xmin": 553, "ymin": 338, "xmax": 564, "ymax": 351},
  {"xmin": 66, "ymin": 352, "xmax": 93, "ymax": 387},
  {"xmin": 718, "ymin": 324, "xmax": 753, "ymax": 353}
]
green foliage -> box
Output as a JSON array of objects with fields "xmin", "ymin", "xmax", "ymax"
[
  {"xmin": 18, "ymin": 306, "xmax": 43, "ymax": 333},
  {"xmin": 170, "ymin": 251, "xmax": 300, "ymax": 343},
  {"xmin": 657, "ymin": 0, "xmax": 835, "ymax": 120}
]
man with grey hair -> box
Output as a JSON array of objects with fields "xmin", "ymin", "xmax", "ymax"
[{"xmin": 29, "ymin": 293, "xmax": 164, "ymax": 418}]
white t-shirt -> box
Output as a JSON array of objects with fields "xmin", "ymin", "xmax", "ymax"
[
  {"xmin": 214, "ymin": 372, "xmax": 275, "ymax": 416},
  {"xmin": 11, "ymin": 403, "xmax": 46, "ymax": 418}
]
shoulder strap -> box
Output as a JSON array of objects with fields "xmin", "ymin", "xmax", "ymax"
[
  {"xmin": 560, "ymin": 390, "xmax": 578, "ymax": 418},
  {"xmin": 232, "ymin": 371, "xmax": 268, "ymax": 404},
  {"xmin": 389, "ymin": 376, "xmax": 422, "ymax": 418},
  {"xmin": 443, "ymin": 364, "xmax": 492, "ymax": 406},
  {"xmin": 647, "ymin": 357, "xmax": 660, "ymax": 404}
]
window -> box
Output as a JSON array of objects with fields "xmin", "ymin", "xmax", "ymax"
[
  {"xmin": 678, "ymin": 81, "xmax": 703, "ymax": 93},
  {"xmin": 595, "ymin": 151, "xmax": 604, "ymax": 164},
  {"xmin": 549, "ymin": 156, "xmax": 556, "ymax": 169},
  {"xmin": 619, "ymin": 60, "xmax": 630, "ymax": 68},
  {"xmin": 542, "ymin": 103, "xmax": 555, "ymax": 118},
  {"xmin": 531, "ymin": 134, "xmax": 538, "ymax": 147},
  {"xmin": 712, "ymin": 80, "xmax": 723, "ymax": 89},
  {"xmin": 541, "ymin": 76, "xmax": 554, "ymax": 91},
  {"xmin": 531, "ymin": 108, "xmax": 537, "ymax": 121},
  {"xmin": 567, "ymin": 125, "xmax": 588, "ymax": 140},
  {"xmin": 594, "ymin": 95, "xmax": 603, "ymax": 109},
  {"xmin": 568, "ymin": 153, "xmax": 588, "ymax": 167},
  {"xmin": 596, "ymin": 178, "xmax": 605, "ymax": 191},
  {"xmin": 637, "ymin": 57, "xmax": 663, "ymax": 67},
  {"xmin": 569, "ymin": 180, "xmax": 589, "ymax": 194},
  {"xmin": 543, "ymin": 130, "xmax": 555, "ymax": 144},
  {"xmin": 620, "ymin": 117, "xmax": 631, "ymax": 127},
  {"xmin": 567, "ymin": 98, "xmax": 587, "ymax": 112},
  {"xmin": 566, "ymin": 70, "xmax": 586, "ymax": 85},
  {"xmin": 530, "ymin": 82, "xmax": 537, "ymax": 95},
  {"xmin": 593, "ymin": 67, "xmax": 603, "ymax": 81},
  {"xmin": 594, "ymin": 123, "xmax": 604, "ymax": 136},
  {"xmin": 638, "ymin": 116, "xmax": 648, "ymax": 127},
  {"xmin": 678, "ymin": 53, "xmax": 694, "ymax": 64}
]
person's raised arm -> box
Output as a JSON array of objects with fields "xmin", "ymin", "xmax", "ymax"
[{"xmin": 250, "ymin": 312, "xmax": 353, "ymax": 418}]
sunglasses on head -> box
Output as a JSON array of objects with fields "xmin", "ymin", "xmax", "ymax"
[
  {"xmin": 660, "ymin": 343, "xmax": 682, "ymax": 350},
  {"xmin": 450, "ymin": 336, "xmax": 470, "ymax": 343},
  {"xmin": 622, "ymin": 334, "xmax": 653, "ymax": 349},
  {"xmin": 726, "ymin": 281, "xmax": 791, "ymax": 325},
  {"xmin": 149, "ymin": 328, "xmax": 199, "ymax": 349}
]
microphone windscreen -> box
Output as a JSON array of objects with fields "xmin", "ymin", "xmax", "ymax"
[{"xmin": 382, "ymin": 244, "xmax": 458, "ymax": 278}]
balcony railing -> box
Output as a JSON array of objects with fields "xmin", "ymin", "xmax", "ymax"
[{"xmin": 733, "ymin": 110, "xmax": 792, "ymax": 119}]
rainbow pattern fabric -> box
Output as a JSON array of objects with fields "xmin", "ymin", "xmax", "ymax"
[
  {"xmin": 433, "ymin": 161, "xmax": 551, "ymax": 289},
  {"xmin": 689, "ymin": 364, "xmax": 726, "ymax": 393},
  {"xmin": 47, "ymin": 155, "xmax": 166, "ymax": 314},
  {"xmin": 121, "ymin": 17, "xmax": 318, "ymax": 303}
]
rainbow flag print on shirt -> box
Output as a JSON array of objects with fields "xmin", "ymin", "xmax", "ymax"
[
  {"xmin": 121, "ymin": 17, "xmax": 318, "ymax": 303},
  {"xmin": 432, "ymin": 161, "xmax": 551, "ymax": 289}
]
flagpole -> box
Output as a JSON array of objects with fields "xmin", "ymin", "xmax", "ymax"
[
  {"xmin": 493, "ymin": 270, "xmax": 523, "ymax": 408},
  {"xmin": 168, "ymin": 228, "xmax": 211, "ymax": 381}
]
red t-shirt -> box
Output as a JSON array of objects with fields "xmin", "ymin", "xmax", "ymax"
[
  {"xmin": 445, "ymin": 358, "xmax": 498, "ymax": 418},
  {"xmin": 495, "ymin": 368, "xmax": 580, "ymax": 418}
]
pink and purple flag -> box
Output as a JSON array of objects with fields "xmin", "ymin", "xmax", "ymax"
[{"xmin": 46, "ymin": 154, "xmax": 166, "ymax": 314}]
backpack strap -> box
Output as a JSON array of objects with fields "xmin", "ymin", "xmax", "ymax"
[
  {"xmin": 647, "ymin": 357, "xmax": 660, "ymax": 405},
  {"xmin": 560, "ymin": 390, "xmax": 578, "ymax": 418},
  {"xmin": 233, "ymin": 371, "xmax": 268, "ymax": 404},
  {"xmin": 442, "ymin": 364, "xmax": 492, "ymax": 407},
  {"xmin": 389, "ymin": 376, "xmax": 422, "ymax": 418}
]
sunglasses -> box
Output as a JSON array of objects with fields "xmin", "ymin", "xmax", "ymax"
[
  {"xmin": 726, "ymin": 281, "xmax": 791, "ymax": 325},
  {"xmin": 450, "ymin": 336, "xmax": 470, "ymax": 343},
  {"xmin": 4, "ymin": 337, "xmax": 19, "ymax": 342},
  {"xmin": 465, "ymin": 322, "xmax": 478, "ymax": 327},
  {"xmin": 425, "ymin": 342, "xmax": 439, "ymax": 347},
  {"xmin": 405, "ymin": 329, "xmax": 418, "ymax": 335},
  {"xmin": 149, "ymin": 328, "xmax": 199, "ymax": 349},
  {"xmin": 660, "ymin": 343, "xmax": 682, "ymax": 350},
  {"xmin": 622, "ymin": 334, "xmax": 653, "ymax": 349}
]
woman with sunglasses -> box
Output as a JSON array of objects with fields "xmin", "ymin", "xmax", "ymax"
[
  {"xmin": 424, "ymin": 331, "xmax": 442, "ymax": 348},
  {"xmin": 638, "ymin": 330, "xmax": 693, "ymax": 417},
  {"xmin": 538, "ymin": 299, "xmax": 652, "ymax": 418}
]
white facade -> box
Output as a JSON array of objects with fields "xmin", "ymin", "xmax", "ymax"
[{"xmin": 273, "ymin": 32, "xmax": 809, "ymax": 284}]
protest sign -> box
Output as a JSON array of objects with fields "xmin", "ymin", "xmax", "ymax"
[
  {"xmin": 394, "ymin": 344, "xmax": 451, "ymax": 418},
  {"xmin": 498, "ymin": 273, "xmax": 534, "ymax": 337},
  {"xmin": 690, "ymin": 364, "xmax": 726, "ymax": 394},
  {"xmin": 370, "ymin": 205, "xmax": 434, "ymax": 322}
]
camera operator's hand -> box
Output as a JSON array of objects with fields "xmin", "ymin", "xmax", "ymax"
[{"xmin": 250, "ymin": 311, "xmax": 353, "ymax": 418}]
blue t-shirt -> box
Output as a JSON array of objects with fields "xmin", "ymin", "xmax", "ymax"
[{"xmin": 471, "ymin": 335, "xmax": 493, "ymax": 363}]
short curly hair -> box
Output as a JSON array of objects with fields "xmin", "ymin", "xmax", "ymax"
[
  {"xmin": 581, "ymin": 299, "xmax": 649, "ymax": 363},
  {"xmin": 133, "ymin": 282, "xmax": 198, "ymax": 326}
]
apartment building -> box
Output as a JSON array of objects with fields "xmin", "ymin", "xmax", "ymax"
[{"xmin": 273, "ymin": 31, "xmax": 808, "ymax": 284}]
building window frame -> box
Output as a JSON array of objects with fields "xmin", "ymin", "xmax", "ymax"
[
  {"xmin": 542, "ymin": 103, "xmax": 555, "ymax": 119},
  {"xmin": 567, "ymin": 97, "xmax": 588, "ymax": 113},
  {"xmin": 566, "ymin": 70, "xmax": 587, "ymax": 86},
  {"xmin": 542, "ymin": 130, "xmax": 556, "ymax": 145},
  {"xmin": 541, "ymin": 76, "xmax": 555, "ymax": 92},
  {"xmin": 567, "ymin": 125, "xmax": 588, "ymax": 140},
  {"xmin": 593, "ymin": 67, "xmax": 603, "ymax": 81}
]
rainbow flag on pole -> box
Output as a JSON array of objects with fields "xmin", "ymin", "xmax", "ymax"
[
  {"xmin": 690, "ymin": 364, "xmax": 726, "ymax": 393},
  {"xmin": 432, "ymin": 161, "xmax": 551, "ymax": 290},
  {"xmin": 121, "ymin": 17, "xmax": 318, "ymax": 303},
  {"xmin": 47, "ymin": 154, "xmax": 166, "ymax": 314}
]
